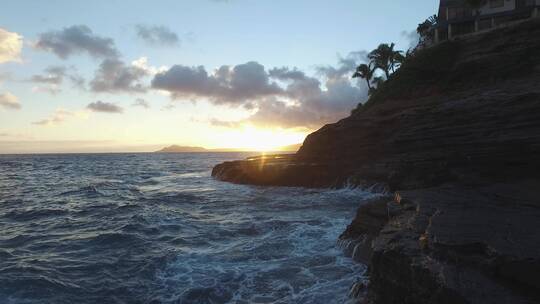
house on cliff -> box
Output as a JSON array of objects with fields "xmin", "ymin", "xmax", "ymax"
[{"xmin": 435, "ymin": 0, "xmax": 540, "ymax": 41}]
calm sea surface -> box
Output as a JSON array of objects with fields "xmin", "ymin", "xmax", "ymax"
[{"xmin": 0, "ymin": 153, "xmax": 376, "ymax": 304}]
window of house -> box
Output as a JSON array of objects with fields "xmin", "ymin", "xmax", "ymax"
[{"xmin": 490, "ymin": 0, "xmax": 505, "ymax": 8}]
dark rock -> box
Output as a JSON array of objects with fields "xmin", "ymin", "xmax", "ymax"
[{"xmin": 362, "ymin": 182, "xmax": 540, "ymax": 304}]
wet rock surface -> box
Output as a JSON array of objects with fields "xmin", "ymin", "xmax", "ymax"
[
  {"xmin": 212, "ymin": 20, "xmax": 540, "ymax": 304},
  {"xmin": 341, "ymin": 181, "xmax": 540, "ymax": 304}
]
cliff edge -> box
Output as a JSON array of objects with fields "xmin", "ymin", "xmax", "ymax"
[{"xmin": 212, "ymin": 19, "xmax": 540, "ymax": 303}]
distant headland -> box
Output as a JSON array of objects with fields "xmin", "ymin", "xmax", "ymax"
[{"xmin": 155, "ymin": 143, "xmax": 301, "ymax": 153}]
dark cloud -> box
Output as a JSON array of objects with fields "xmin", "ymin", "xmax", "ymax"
[
  {"xmin": 87, "ymin": 101, "xmax": 123, "ymax": 113},
  {"xmin": 215, "ymin": 73, "xmax": 367, "ymax": 129},
  {"xmin": 152, "ymin": 51, "xmax": 369, "ymax": 129},
  {"xmin": 268, "ymin": 67, "xmax": 307, "ymax": 81},
  {"xmin": 244, "ymin": 58, "xmax": 367, "ymax": 129},
  {"xmin": 151, "ymin": 61, "xmax": 283, "ymax": 105},
  {"xmin": 30, "ymin": 66, "xmax": 86, "ymax": 93},
  {"xmin": 135, "ymin": 25, "xmax": 179, "ymax": 46},
  {"xmin": 35, "ymin": 25, "xmax": 119, "ymax": 59},
  {"xmin": 90, "ymin": 59, "xmax": 148, "ymax": 93},
  {"xmin": 132, "ymin": 98, "xmax": 150, "ymax": 109}
]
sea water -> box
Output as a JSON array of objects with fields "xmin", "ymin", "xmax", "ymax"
[{"xmin": 0, "ymin": 153, "xmax": 376, "ymax": 304}]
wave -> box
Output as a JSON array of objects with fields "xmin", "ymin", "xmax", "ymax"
[
  {"xmin": 0, "ymin": 153, "xmax": 374, "ymax": 303},
  {"xmin": 3, "ymin": 208, "xmax": 68, "ymax": 221}
]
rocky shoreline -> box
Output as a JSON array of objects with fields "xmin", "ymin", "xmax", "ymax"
[
  {"xmin": 212, "ymin": 20, "xmax": 540, "ymax": 303},
  {"xmin": 339, "ymin": 182, "xmax": 540, "ymax": 304}
]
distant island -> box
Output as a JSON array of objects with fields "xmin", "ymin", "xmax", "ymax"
[
  {"xmin": 156, "ymin": 143, "xmax": 302, "ymax": 153},
  {"xmin": 156, "ymin": 145, "xmax": 209, "ymax": 153}
]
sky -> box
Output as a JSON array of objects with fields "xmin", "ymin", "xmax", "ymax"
[{"xmin": 0, "ymin": 0, "xmax": 438, "ymax": 153}]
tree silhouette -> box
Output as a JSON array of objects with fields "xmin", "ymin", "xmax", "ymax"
[
  {"xmin": 417, "ymin": 15, "xmax": 438, "ymax": 44},
  {"xmin": 352, "ymin": 63, "xmax": 375, "ymax": 90},
  {"xmin": 368, "ymin": 43, "xmax": 404, "ymax": 78},
  {"xmin": 368, "ymin": 44, "xmax": 391, "ymax": 78}
]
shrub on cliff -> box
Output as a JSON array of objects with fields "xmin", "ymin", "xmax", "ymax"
[{"xmin": 356, "ymin": 41, "xmax": 461, "ymax": 110}]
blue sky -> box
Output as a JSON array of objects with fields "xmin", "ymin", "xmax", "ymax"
[{"xmin": 0, "ymin": 0, "xmax": 438, "ymax": 153}]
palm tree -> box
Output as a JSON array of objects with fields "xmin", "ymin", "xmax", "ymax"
[
  {"xmin": 390, "ymin": 45, "xmax": 405, "ymax": 73},
  {"xmin": 368, "ymin": 43, "xmax": 403, "ymax": 78},
  {"xmin": 368, "ymin": 44, "xmax": 392, "ymax": 79},
  {"xmin": 352, "ymin": 63, "xmax": 375, "ymax": 90},
  {"xmin": 417, "ymin": 15, "xmax": 438, "ymax": 44},
  {"xmin": 393, "ymin": 52, "xmax": 405, "ymax": 71}
]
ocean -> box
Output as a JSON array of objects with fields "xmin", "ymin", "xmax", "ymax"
[{"xmin": 0, "ymin": 153, "xmax": 376, "ymax": 304}]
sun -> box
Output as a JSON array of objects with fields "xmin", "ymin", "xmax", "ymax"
[{"xmin": 211, "ymin": 126, "xmax": 308, "ymax": 152}]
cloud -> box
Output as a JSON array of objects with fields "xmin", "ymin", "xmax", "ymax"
[
  {"xmin": 151, "ymin": 61, "xmax": 283, "ymax": 105},
  {"xmin": 131, "ymin": 57, "xmax": 168, "ymax": 75},
  {"xmin": 154, "ymin": 52, "xmax": 369, "ymax": 129},
  {"xmin": 0, "ymin": 92, "xmax": 21, "ymax": 110},
  {"xmin": 30, "ymin": 66, "xmax": 66, "ymax": 84},
  {"xmin": 132, "ymin": 98, "xmax": 150, "ymax": 109},
  {"xmin": 135, "ymin": 25, "xmax": 179, "ymax": 46},
  {"xmin": 315, "ymin": 50, "xmax": 368, "ymax": 79},
  {"xmin": 0, "ymin": 72, "xmax": 13, "ymax": 84},
  {"xmin": 90, "ymin": 59, "xmax": 148, "ymax": 93},
  {"xmin": 87, "ymin": 101, "xmax": 123, "ymax": 113},
  {"xmin": 32, "ymin": 85, "xmax": 61, "ymax": 95},
  {"xmin": 30, "ymin": 65, "xmax": 85, "ymax": 94},
  {"xmin": 0, "ymin": 28, "xmax": 23, "ymax": 64},
  {"xmin": 32, "ymin": 108, "xmax": 74, "ymax": 126},
  {"xmin": 213, "ymin": 72, "xmax": 366, "ymax": 129},
  {"xmin": 35, "ymin": 25, "xmax": 118, "ymax": 59},
  {"xmin": 268, "ymin": 67, "xmax": 307, "ymax": 81}
]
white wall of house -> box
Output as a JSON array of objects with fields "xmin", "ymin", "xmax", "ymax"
[{"xmin": 479, "ymin": 0, "xmax": 516, "ymax": 15}]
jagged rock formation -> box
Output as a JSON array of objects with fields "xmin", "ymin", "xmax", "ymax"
[
  {"xmin": 340, "ymin": 182, "xmax": 540, "ymax": 304},
  {"xmin": 212, "ymin": 19, "xmax": 540, "ymax": 303}
]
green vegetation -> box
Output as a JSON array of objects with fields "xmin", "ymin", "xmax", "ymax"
[
  {"xmin": 417, "ymin": 15, "xmax": 438, "ymax": 45},
  {"xmin": 350, "ymin": 13, "xmax": 452, "ymax": 113},
  {"xmin": 352, "ymin": 63, "xmax": 375, "ymax": 90},
  {"xmin": 368, "ymin": 43, "xmax": 403, "ymax": 79},
  {"xmin": 352, "ymin": 43, "xmax": 405, "ymax": 97},
  {"xmin": 359, "ymin": 40, "xmax": 460, "ymax": 110}
]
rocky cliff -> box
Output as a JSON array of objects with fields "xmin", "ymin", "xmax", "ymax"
[{"xmin": 212, "ymin": 19, "xmax": 540, "ymax": 303}]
